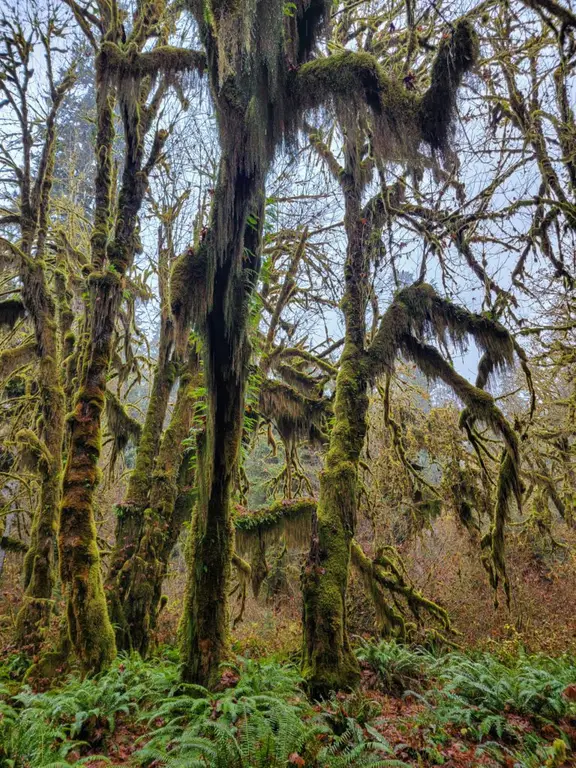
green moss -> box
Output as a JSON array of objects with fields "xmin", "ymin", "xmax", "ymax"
[
  {"xmin": 104, "ymin": 389, "xmax": 142, "ymax": 474},
  {"xmin": 0, "ymin": 298, "xmax": 26, "ymax": 328},
  {"xmin": 301, "ymin": 340, "xmax": 369, "ymax": 694},
  {"xmin": 170, "ymin": 245, "xmax": 211, "ymax": 352},
  {"xmin": 102, "ymin": 41, "xmax": 206, "ymax": 79},
  {"xmin": 295, "ymin": 51, "xmax": 421, "ymax": 162},
  {"xmin": 0, "ymin": 342, "xmax": 37, "ymax": 383},
  {"xmin": 107, "ymin": 353, "xmax": 202, "ymax": 655},
  {"xmin": 234, "ymin": 498, "xmax": 316, "ymax": 556},
  {"xmin": 419, "ymin": 20, "xmax": 479, "ymax": 151},
  {"xmin": 234, "ymin": 497, "xmax": 316, "ymax": 532}
]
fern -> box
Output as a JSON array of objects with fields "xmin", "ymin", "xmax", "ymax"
[{"xmin": 356, "ymin": 639, "xmax": 435, "ymax": 693}]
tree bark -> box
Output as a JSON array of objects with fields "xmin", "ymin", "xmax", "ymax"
[
  {"xmin": 301, "ymin": 136, "xmax": 369, "ymax": 695},
  {"xmin": 114, "ymin": 351, "xmax": 200, "ymax": 655}
]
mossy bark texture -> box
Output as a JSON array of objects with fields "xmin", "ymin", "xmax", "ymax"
[
  {"xmin": 179, "ymin": 159, "xmax": 263, "ymax": 687},
  {"xmin": 302, "ymin": 136, "xmax": 368, "ymax": 697},
  {"xmin": 301, "ymin": 20, "xmax": 480, "ymax": 694},
  {"xmin": 110, "ymin": 352, "xmax": 201, "ymax": 655},
  {"xmin": 178, "ymin": 0, "xmax": 335, "ymax": 689},
  {"xmin": 15, "ymin": 262, "xmax": 66, "ymax": 650},
  {"xmin": 60, "ymin": 34, "xmax": 166, "ymax": 672},
  {"xmin": 106, "ymin": 288, "xmax": 178, "ymax": 649},
  {"xmin": 14, "ymin": 70, "xmax": 73, "ymax": 649}
]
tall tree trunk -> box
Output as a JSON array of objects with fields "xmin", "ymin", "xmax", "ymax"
[
  {"xmin": 59, "ymin": 268, "xmax": 120, "ymax": 672},
  {"xmin": 14, "ymin": 72, "xmax": 71, "ymax": 647},
  {"xmin": 59, "ymin": 42, "xmax": 166, "ymax": 671},
  {"xmin": 179, "ymin": 149, "xmax": 263, "ymax": 686},
  {"xmin": 178, "ymin": 0, "xmax": 334, "ymax": 687},
  {"xmin": 116, "ymin": 351, "xmax": 200, "ymax": 655},
  {"xmin": 302, "ymin": 137, "xmax": 367, "ymax": 696},
  {"xmin": 106, "ymin": 328, "xmax": 177, "ymax": 648},
  {"xmin": 15, "ymin": 263, "xmax": 66, "ymax": 649}
]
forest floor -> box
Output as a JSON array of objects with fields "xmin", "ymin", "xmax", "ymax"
[{"xmin": 0, "ymin": 640, "xmax": 575, "ymax": 767}]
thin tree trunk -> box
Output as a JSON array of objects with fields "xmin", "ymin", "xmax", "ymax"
[
  {"xmin": 119, "ymin": 351, "xmax": 200, "ymax": 655},
  {"xmin": 302, "ymin": 137, "xmax": 367, "ymax": 695},
  {"xmin": 106, "ymin": 330, "xmax": 177, "ymax": 649}
]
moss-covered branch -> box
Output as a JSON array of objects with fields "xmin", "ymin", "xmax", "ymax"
[
  {"xmin": 101, "ymin": 42, "xmax": 206, "ymax": 79},
  {"xmin": 350, "ymin": 539, "xmax": 452, "ymax": 639},
  {"xmin": 234, "ymin": 498, "xmax": 316, "ymax": 556},
  {"xmin": 0, "ymin": 340, "xmax": 36, "ymax": 383},
  {"xmin": 294, "ymin": 20, "xmax": 478, "ymax": 160}
]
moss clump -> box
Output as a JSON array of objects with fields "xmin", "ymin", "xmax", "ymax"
[
  {"xmin": 234, "ymin": 497, "xmax": 316, "ymax": 555},
  {"xmin": 259, "ymin": 378, "xmax": 330, "ymax": 444},
  {"xmin": 104, "ymin": 389, "xmax": 142, "ymax": 474},
  {"xmin": 0, "ymin": 298, "xmax": 26, "ymax": 328},
  {"xmin": 170, "ymin": 244, "xmax": 211, "ymax": 354},
  {"xmin": 418, "ymin": 20, "xmax": 479, "ymax": 151}
]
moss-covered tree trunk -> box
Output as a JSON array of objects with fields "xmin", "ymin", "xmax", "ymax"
[
  {"xmin": 178, "ymin": 0, "xmax": 349, "ymax": 687},
  {"xmin": 302, "ymin": 136, "xmax": 367, "ymax": 695},
  {"xmin": 116, "ymin": 351, "xmax": 201, "ymax": 655},
  {"xmin": 14, "ymin": 70, "xmax": 73, "ymax": 648},
  {"xmin": 106, "ymin": 297, "xmax": 177, "ymax": 648},
  {"xmin": 300, "ymin": 18, "xmax": 481, "ymax": 691},
  {"xmin": 15, "ymin": 262, "xmax": 65, "ymax": 649},
  {"xmin": 59, "ymin": 270, "xmax": 121, "ymax": 672},
  {"xmin": 60, "ymin": 34, "xmax": 167, "ymax": 671},
  {"xmin": 179, "ymin": 151, "xmax": 263, "ymax": 686}
]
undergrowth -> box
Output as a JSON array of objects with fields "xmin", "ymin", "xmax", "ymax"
[
  {"xmin": 0, "ymin": 642, "xmax": 574, "ymax": 767},
  {"xmin": 358, "ymin": 639, "xmax": 576, "ymax": 766}
]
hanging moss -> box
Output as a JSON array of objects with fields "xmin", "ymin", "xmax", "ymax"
[
  {"xmin": 249, "ymin": 538, "xmax": 269, "ymax": 598},
  {"xmin": 293, "ymin": 0, "xmax": 331, "ymax": 63},
  {"xmin": 294, "ymin": 20, "xmax": 478, "ymax": 162},
  {"xmin": 295, "ymin": 51, "xmax": 421, "ymax": 162},
  {"xmin": 259, "ymin": 378, "xmax": 330, "ymax": 444},
  {"xmin": 0, "ymin": 298, "xmax": 26, "ymax": 328},
  {"xmin": 179, "ymin": 0, "xmax": 477, "ymax": 693},
  {"xmin": 170, "ymin": 244, "xmax": 210, "ymax": 353},
  {"xmin": 234, "ymin": 497, "xmax": 316, "ymax": 555},
  {"xmin": 418, "ymin": 20, "xmax": 479, "ymax": 151},
  {"xmin": 104, "ymin": 389, "xmax": 142, "ymax": 473},
  {"xmin": 274, "ymin": 362, "xmax": 327, "ymax": 395}
]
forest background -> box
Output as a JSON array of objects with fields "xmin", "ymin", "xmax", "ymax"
[{"xmin": 0, "ymin": 0, "xmax": 575, "ymax": 766}]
